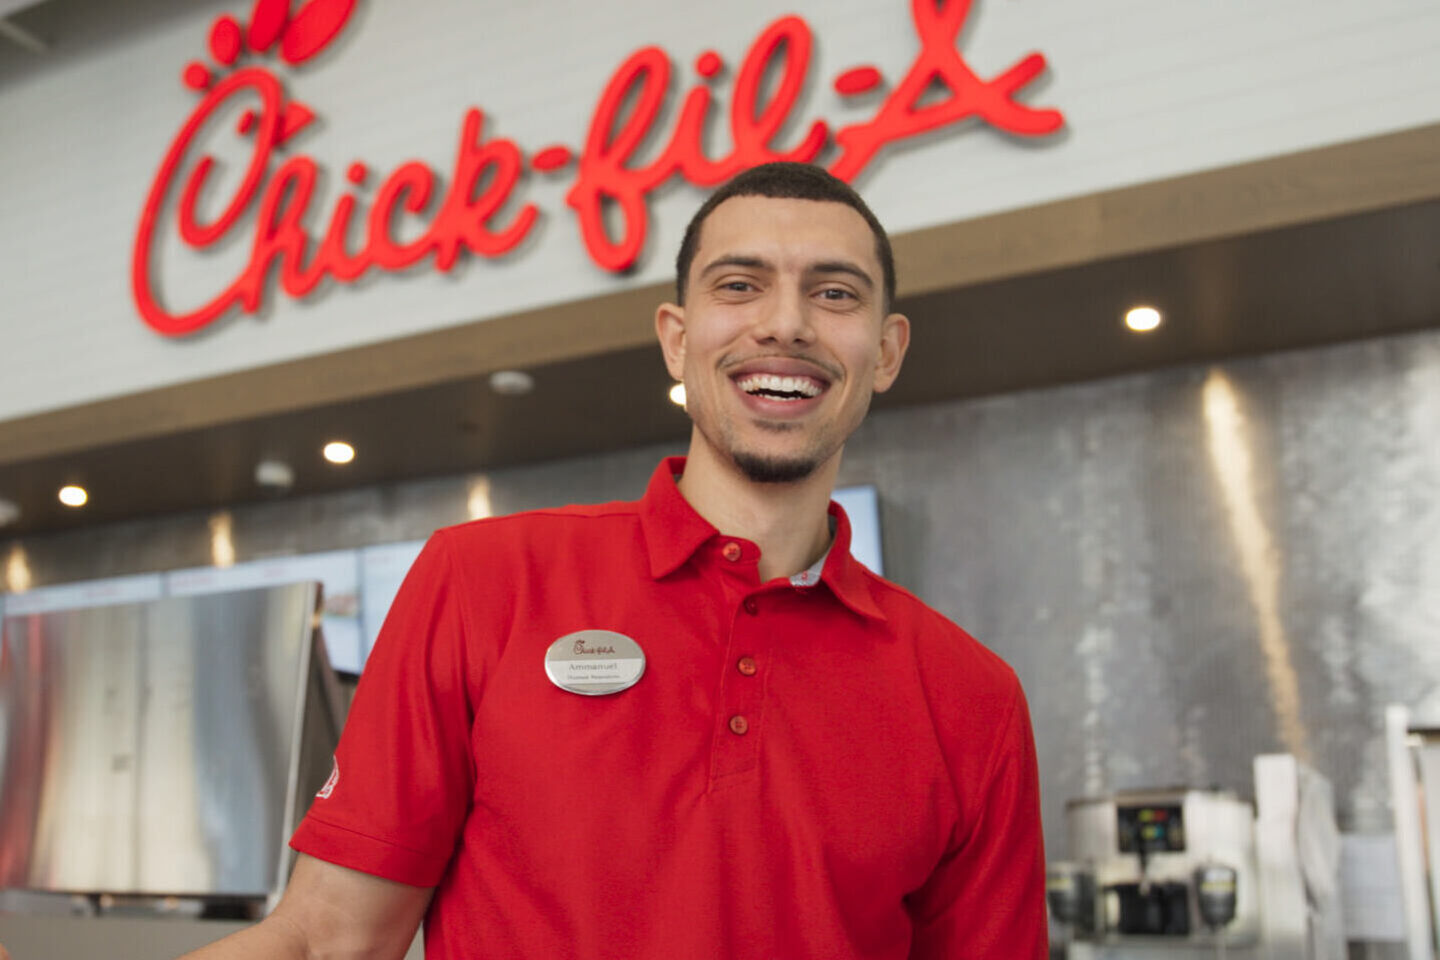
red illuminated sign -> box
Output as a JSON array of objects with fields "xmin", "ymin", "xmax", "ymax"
[{"xmin": 133, "ymin": 0, "xmax": 1063, "ymax": 337}]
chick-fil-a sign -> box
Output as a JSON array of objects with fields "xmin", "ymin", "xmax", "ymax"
[{"xmin": 133, "ymin": 0, "xmax": 1063, "ymax": 337}]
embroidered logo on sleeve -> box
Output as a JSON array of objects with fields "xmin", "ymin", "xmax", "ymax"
[{"xmin": 317, "ymin": 756, "xmax": 339, "ymax": 799}]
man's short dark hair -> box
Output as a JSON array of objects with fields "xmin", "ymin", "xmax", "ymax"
[{"xmin": 675, "ymin": 162, "xmax": 896, "ymax": 312}]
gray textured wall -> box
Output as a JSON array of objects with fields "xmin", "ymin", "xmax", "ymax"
[{"xmin": 5, "ymin": 329, "xmax": 1440, "ymax": 857}]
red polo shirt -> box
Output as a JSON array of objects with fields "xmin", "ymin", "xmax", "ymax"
[{"xmin": 291, "ymin": 457, "xmax": 1046, "ymax": 958}]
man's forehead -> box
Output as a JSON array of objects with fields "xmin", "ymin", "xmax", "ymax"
[{"xmin": 693, "ymin": 195, "xmax": 879, "ymax": 273}]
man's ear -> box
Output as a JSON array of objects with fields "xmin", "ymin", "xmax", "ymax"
[
  {"xmin": 872, "ymin": 312, "xmax": 910, "ymax": 393},
  {"xmin": 655, "ymin": 302, "xmax": 687, "ymax": 382}
]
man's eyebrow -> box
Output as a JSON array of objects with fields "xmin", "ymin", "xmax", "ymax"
[
  {"xmin": 698, "ymin": 255, "xmax": 874, "ymax": 290},
  {"xmin": 807, "ymin": 260, "xmax": 874, "ymax": 289},
  {"xmin": 698, "ymin": 255, "xmax": 773, "ymax": 278}
]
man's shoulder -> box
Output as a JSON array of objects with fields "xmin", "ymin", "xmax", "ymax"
[
  {"xmin": 438, "ymin": 498, "xmax": 644, "ymax": 551},
  {"xmin": 860, "ymin": 567, "xmax": 1020, "ymax": 695}
]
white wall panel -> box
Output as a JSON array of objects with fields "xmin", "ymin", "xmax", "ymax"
[{"xmin": 2, "ymin": 0, "xmax": 1438, "ymax": 421}]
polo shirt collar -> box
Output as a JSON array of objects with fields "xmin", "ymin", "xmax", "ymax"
[
  {"xmin": 641, "ymin": 456, "xmax": 719, "ymax": 580},
  {"xmin": 639, "ymin": 457, "xmax": 886, "ymax": 621},
  {"xmin": 819, "ymin": 501, "xmax": 887, "ymax": 621}
]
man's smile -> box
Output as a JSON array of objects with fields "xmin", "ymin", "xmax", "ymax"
[
  {"xmin": 722, "ymin": 356, "xmax": 836, "ymax": 419},
  {"xmin": 734, "ymin": 373, "xmax": 823, "ymax": 400}
]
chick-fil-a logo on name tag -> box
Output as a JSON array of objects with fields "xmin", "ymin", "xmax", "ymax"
[{"xmin": 132, "ymin": 0, "xmax": 1063, "ymax": 338}]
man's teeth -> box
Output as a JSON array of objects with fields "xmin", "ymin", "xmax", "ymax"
[{"xmin": 736, "ymin": 374, "xmax": 822, "ymax": 399}]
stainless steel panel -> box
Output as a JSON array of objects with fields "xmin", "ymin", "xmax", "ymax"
[{"xmin": 0, "ymin": 584, "xmax": 319, "ymax": 896}]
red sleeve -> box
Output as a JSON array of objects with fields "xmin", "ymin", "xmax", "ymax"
[
  {"xmin": 905, "ymin": 683, "xmax": 1048, "ymax": 959},
  {"xmin": 290, "ymin": 530, "xmax": 477, "ymax": 887}
]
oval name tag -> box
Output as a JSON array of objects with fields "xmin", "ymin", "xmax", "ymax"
[{"xmin": 544, "ymin": 630, "xmax": 646, "ymax": 696}]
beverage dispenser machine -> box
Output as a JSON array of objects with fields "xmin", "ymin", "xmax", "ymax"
[
  {"xmin": 1050, "ymin": 788, "xmax": 1258, "ymax": 956},
  {"xmin": 1048, "ymin": 756, "xmax": 1345, "ymax": 960}
]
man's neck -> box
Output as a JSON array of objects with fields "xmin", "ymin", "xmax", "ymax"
[{"xmin": 676, "ymin": 432, "xmax": 838, "ymax": 582}]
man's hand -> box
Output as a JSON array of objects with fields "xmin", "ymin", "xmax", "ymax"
[{"xmin": 179, "ymin": 853, "xmax": 431, "ymax": 960}]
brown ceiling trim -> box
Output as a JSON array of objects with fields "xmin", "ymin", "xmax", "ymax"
[
  {"xmin": 893, "ymin": 122, "xmax": 1440, "ymax": 297},
  {"xmin": 5, "ymin": 121, "xmax": 1439, "ymax": 466},
  {"xmin": 1, "ymin": 282, "xmax": 667, "ymax": 467}
]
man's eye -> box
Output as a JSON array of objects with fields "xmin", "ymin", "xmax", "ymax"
[
  {"xmin": 818, "ymin": 288, "xmax": 856, "ymax": 301},
  {"xmin": 722, "ymin": 281, "xmax": 754, "ymax": 292}
]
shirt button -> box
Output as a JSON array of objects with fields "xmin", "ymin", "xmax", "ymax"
[
  {"xmin": 722, "ymin": 541, "xmax": 743, "ymax": 562},
  {"xmin": 728, "ymin": 715, "xmax": 749, "ymax": 735},
  {"xmin": 743, "ymin": 597, "xmax": 759, "ymax": 615},
  {"xmin": 737, "ymin": 656, "xmax": 757, "ymax": 676}
]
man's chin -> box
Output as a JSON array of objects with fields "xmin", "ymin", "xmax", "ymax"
[{"xmin": 730, "ymin": 450, "xmax": 821, "ymax": 484}]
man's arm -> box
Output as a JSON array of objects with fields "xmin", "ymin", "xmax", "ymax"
[
  {"xmin": 179, "ymin": 853, "xmax": 431, "ymax": 960},
  {"xmin": 905, "ymin": 684, "xmax": 1048, "ymax": 959},
  {"xmin": 190, "ymin": 531, "xmax": 471, "ymax": 959}
]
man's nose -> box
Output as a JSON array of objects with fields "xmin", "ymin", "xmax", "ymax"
[{"xmin": 752, "ymin": 287, "xmax": 814, "ymax": 345}]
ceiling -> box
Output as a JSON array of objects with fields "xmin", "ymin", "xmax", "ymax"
[
  {"xmin": 2, "ymin": 195, "xmax": 1437, "ymax": 538},
  {"xmin": 0, "ymin": 0, "xmax": 48, "ymax": 52},
  {"xmin": 0, "ymin": 0, "xmax": 46, "ymax": 18}
]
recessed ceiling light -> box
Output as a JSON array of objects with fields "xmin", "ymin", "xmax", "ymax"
[
  {"xmin": 255, "ymin": 459, "xmax": 295, "ymax": 489},
  {"xmin": 58, "ymin": 485, "xmax": 88, "ymax": 508},
  {"xmin": 323, "ymin": 441, "xmax": 355, "ymax": 465},
  {"xmin": 0, "ymin": 497, "xmax": 18, "ymax": 527},
  {"xmin": 668, "ymin": 383, "xmax": 687, "ymax": 406},
  {"xmin": 1125, "ymin": 305, "xmax": 1162, "ymax": 332},
  {"xmin": 489, "ymin": 370, "xmax": 535, "ymax": 396}
]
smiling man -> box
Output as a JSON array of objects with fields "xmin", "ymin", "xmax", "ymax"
[{"xmin": 183, "ymin": 163, "xmax": 1046, "ymax": 960}]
